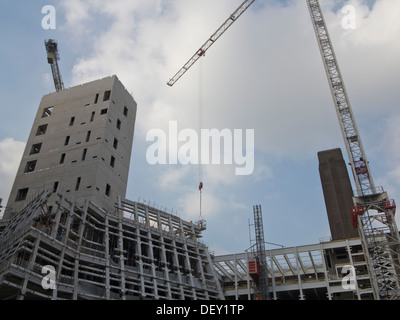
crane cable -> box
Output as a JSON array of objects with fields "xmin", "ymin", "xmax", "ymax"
[{"xmin": 198, "ymin": 58, "xmax": 204, "ymax": 218}]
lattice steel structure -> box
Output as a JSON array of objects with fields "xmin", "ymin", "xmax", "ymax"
[
  {"xmin": 307, "ymin": 0, "xmax": 400, "ymax": 300},
  {"xmin": 0, "ymin": 191, "xmax": 224, "ymax": 300},
  {"xmin": 167, "ymin": 0, "xmax": 255, "ymax": 86},
  {"xmin": 252, "ymin": 205, "xmax": 269, "ymax": 300},
  {"xmin": 45, "ymin": 39, "xmax": 64, "ymax": 92}
]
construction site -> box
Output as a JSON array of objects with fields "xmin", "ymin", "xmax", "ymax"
[{"xmin": 1, "ymin": 0, "xmax": 400, "ymax": 301}]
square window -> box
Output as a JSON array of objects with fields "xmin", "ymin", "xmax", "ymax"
[
  {"xmin": 36, "ymin": 124, "xmax": 48, "ymax": 136},
  {"xmin": 103, "ymin": 90, "xmax": 111, "ymax": 101},
  {"xmin": 24, "ymin": 160, "xmax": 37, "ymax": 173},
  {"xmin": 30, "ymin": 143, "xmax": 42, "ymax": 155},
  {"xmin": 16, "ymin": 188, "xmax": 29, "ymax": 201},
  {"xmin": 42, "ymin": 107, "xmax": 53, "ymax": 118},
  {"xmin": 101, "ymin": 108, "xmax": 108, "ymax": 115}
]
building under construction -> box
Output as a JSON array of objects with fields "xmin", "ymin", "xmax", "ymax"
[{"xmin": 1, "ymin": 0, "xmax": 400, "ymax": 300}]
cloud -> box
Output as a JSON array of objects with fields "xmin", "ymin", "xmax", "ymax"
[
  {"xmin": 0, "ymin": 138, "xmax": 25, "ymax": 217},
  {"xmin": 57, "ymin": 0, "xmax": 400, "ymax": 253}
]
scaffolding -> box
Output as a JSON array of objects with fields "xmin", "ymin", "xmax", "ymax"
[{"xmin": 0, "ymin": 191, "xmax": 224, "ymax": 300}]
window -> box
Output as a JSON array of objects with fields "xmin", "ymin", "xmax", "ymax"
[
  {"xmin": 36, "ymin": 124, "xmax": 48, "ymax": 136},
  {"xmin": 90, "ymin": 111, "xmax": 95, "ymax": 122},
  {"xmin": 53, "ymin": 181, "xmax": 59, "ymax": 193},
  {"xmin": 86, "ymin": 131, "xmax": 91, "ymax": 142},
  {"xmin": 75, "ymin": 177, "xmax": 81, "ymax": 191},
  {"xmin": 42, "ymin": 107, "xmax": 53, "ymax": 118},
  {"xmin": 116, "ymin": 119, "xmax": 121, "ymax": 130},
  {"xmin": 101, "ymin": 108, "xmax": 108, "ymax": 115},
  {"xmin": 123, "ymin": 106, "xmax": 128, "ymax": 117},
  {"xmin": 94, "ymin": 93, "xmax": 99, "ymax": 104},
  {"xmin": 30, "ymin": 143, "xmax": 42, "ymax": 155},
  {"xmin": 110, "ymin": 156, "xmax": 115, "ymax": 168},
  {"xmin": 16, "ymin": 188, "xmax": 29, "ymax": 201},
  {"xmin": 103, "ymin": 90, "xmax": 111, "ymax": 101},
  {"xmin": 24, "ymin": 160, "xmax": 37, "ymax": 173},
  {"xmin": 64, "ymin": 136, "xmax": 70, "ymax": 146},
  {"xmin": 113, "ymin": 138, "xmax": 118, "ymax": 150},
  {"xmin": 82, "ymin": 148, "xmax": 87, "ymax": 161},
  {"xmin": 60, "ymin": 153, "xmax": 66, "ymax": 164},
  {"xmin": 105, "ymin": 184, "xmax": 111, "ymax": 197},
  {"xmin": 69, "ymin": 117, "xmax": 75, "ymax": 126}
]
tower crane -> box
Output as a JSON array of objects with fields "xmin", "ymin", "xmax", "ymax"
[
  {"xmin": 45, "ymin": 39, "xmax": 64, "ymax": 92},
  {"xmin": 167, "ymin": 0, "xmax": 400, "ymax": 299},
  {"xmin": 306, "ymin": 0, "xmax": 400, "ymax": 300},
  {"xmin": 167, "ymin": 0, "xmax": 255, "ymax": 87}
]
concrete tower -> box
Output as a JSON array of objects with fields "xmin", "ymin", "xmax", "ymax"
[
  {"xmin": 3, "ymin": 75, "xmax": 137, "ymax": 220},
  {"xmin": 318, "ymin": 148, "xmax": 358, "ymax": 240}
]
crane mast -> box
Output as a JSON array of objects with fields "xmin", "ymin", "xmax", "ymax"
[
  {"xmin": 307, "ymin": 0, "xmax": 400, "ymax": 300},
  {"xmin": 167, "ymin": 0, "xmax": 255, "ymax": 87},
  {"xmin": 45, "ymin": 39, "xmax": 64, "ymax": 92}
]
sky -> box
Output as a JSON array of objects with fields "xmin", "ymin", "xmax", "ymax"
[{"xmin": 0, "ymin": 0, "xmax": 399, "ymax": 255}]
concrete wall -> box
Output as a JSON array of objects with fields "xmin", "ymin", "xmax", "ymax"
[{"xmin": 4, "ymin": 75, "xmax": 137, "ymax": 219}]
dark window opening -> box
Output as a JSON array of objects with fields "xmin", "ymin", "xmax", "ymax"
[
  {"xmin": 65, "ymin": 136, "xmax": 70, "ymax": 146},
  {"xmin": 53, "ymin": 181, "xmax": 59, "ymax": 193},
  {"xmin": 82, "ymin": 148, "xmax": 87, "ymax": 161},
  {"xmin": 86, "ymin": 131, "xmax": 91, "ymax": 142},
  {"xmin": 42, "ymin": 107, "xmax": 53, "ymax": 118},
  {"xmin": 123, "ymin": 106, "xmax": 128, "ymax": 117},
  {"xmin": 90, "ymin": 111, "xmax": 95, "ymax": 122},
  {"xmin": 24, "ymin": 160, "xmax": 37, "ymax": 173},
  {"xmin": 69, "ymin": 117, "xmax": 75, "ymax": 126},
  {"xmin": 101, "ymin": 108, "xmax": 108, "ymax": 115},
  {"xmin": 116, "ymin": 119, "xmax": 121, "ymax": 130},
  {"xmin": 16, "ymin": 188, "xmax": 29, "ymax": 201},
  {"xmin": 94, "ymin": 93, "xmax": 99, "ymax": 104},
  {"xmin": 103, "ymin": 90, "xmax": 111, "ymax": 101},
  {"xmin": 36, "ymin": 124, "xmax": 48, "ymax": 136},
  {"xmin": 113, "ymin": 138, "xmax": 118, "ymax": 150},
  {"xmin": 110, "ymin": 156, "xmax": 115, "ymax": 168},
  {"xmin": 60, "ymin": 153, "xmax": 66, "ymax": 164},
  {"xmin": 105, "ymin": 184, "xmax": 111, "ymax": 197},
  {"xmin": 75, "ymin": 177, "xmax": 81, "ymax": 191},
  {"xmin": 30, "ymin": 143, "xmax": 42, "ymax": 155}
]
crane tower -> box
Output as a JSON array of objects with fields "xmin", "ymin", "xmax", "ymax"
[
  {"xmin": 45, "ymin": 39, "xmax": 64, "ymax": 92},
  {"xmin": 252, "ymin": 205, "xmax": 270, "ymax": 300},
  {"xmin": 307, "ymin": 0, "xmax": 400, "ymax": 300}
]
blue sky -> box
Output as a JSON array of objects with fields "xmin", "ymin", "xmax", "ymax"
[{"xmin": 1, "ymin": 0, "xmax": 399, "ymax": 255}]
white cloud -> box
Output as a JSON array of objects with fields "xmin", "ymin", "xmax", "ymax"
[
  {"xmin": 0, "ymin": 138, "xmax": 25, "ymax": 217},
  {"xmin": 56, "ymin": 0, "xmax": 400, "ymax": 252}
]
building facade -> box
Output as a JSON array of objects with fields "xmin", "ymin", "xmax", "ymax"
[{"xmin": 3, "ymin": 75, "xmax": 136, "ymax": 220}]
